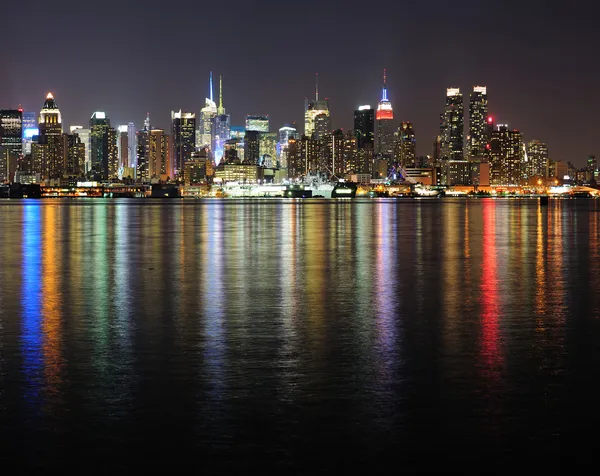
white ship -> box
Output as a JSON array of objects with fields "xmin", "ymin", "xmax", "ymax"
[{"xmin": 303, "ymin": 173, "xmax": 335, "ymax": 198}]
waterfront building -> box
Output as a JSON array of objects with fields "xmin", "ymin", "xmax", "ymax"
[
  {"xmin": 148, "ymin": 129, "xmax": 171, "ymax": 179},
  {"xmin": 440, "ymin": 87, "xmax": 464, "ymax": 161},
  {"xmin": 354, "ymin": 105, "xmax": 374, "ymax": 150},
  {"xmin": 376, "ymin": 70, "xmax": 394, "ymax": 158},
  {"xmin": 468, "ymin": 86, "xmax": 488, "ymax": 157},
  {"xmin": 0, "ymin": 109, "xmax": 22, "ymax": 181},
  {"xmin": 171, "ymin": 110, "xmax": 196, "ymax": 178},
  {"xmin": 489, "ymin": 125, "xmax": 523, "ymax": 185},
  {"xmin": 525, "ymin": 140, "xmax": 549, "ymax": 179},
  {"xmin": 36, "ymin": 93, "xmax": 64, "ymax": 179},
  {"xmin": 89, "ymin": 111, "xmax": 117, "ymax": 180}
]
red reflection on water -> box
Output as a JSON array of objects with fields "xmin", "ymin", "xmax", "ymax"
[{"xmin": 480, "ymin": 201, "xmax": 503, "ymax": 371}]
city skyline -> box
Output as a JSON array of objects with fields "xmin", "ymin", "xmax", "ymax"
[{"xmin": 0, "ymin": 1, "xmax": 598, "ymax": 166}]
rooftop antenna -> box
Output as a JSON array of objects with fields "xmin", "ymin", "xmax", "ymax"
[
  {"xmin": 218, "ymin": 74, "xmax": 224, "ymax": 115},
  {"xmin": 382, "ymin": 69, "xmax": 388, "ymax": 101},
  {"xmin": 315, "ymin": 73, "xmax": 319, "ymax": 101}
]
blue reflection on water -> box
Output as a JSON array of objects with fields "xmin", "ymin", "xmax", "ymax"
[{"xmin": 21, "ymin": 203, "xmax": 42, "ymax": 408}]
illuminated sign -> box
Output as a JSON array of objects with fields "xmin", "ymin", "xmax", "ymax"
[{"xmin": 23, "ymin": 128, "xmax": 39, "ymax": 139}]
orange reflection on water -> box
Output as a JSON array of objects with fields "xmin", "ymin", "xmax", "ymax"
[
  {"xmin": 480, "ymin": 200, "xmax": 503, "ymax": 370},
  {"xmin": 534, "ymin": 206, "xmax": 547, "ymax": 317},
  {"xmin": 41, "ymin": 205, "xmax": 63, "ymax": 398}
]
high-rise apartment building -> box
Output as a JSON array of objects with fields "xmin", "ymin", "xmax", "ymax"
[
  {"xmin": 354, "ymin": 106, "xmax": 375, "ymax": 149},
  {"xmin": 376, "ymin": 70, "xmax": 394, "ymax": 158},
  {"xmin": 304, "ymin": 74, "xmax": 330, "ymax": 139},
  {"xmin": 440, "ymin": 88, "xmax": 464, "ymax": 161},
  {"xmin": 525, "ymin": 140, "xmax": 549, "ymax": 178},
  {"xmin": 394, "ymin": 122, "xmax": 416, "ymax": 167},
  {"xmin": 171, "ymin": 110, "xmax": 196, "ymax": 177},
  {"xmin": 278, "ymin": 125, "xmax": 297, "ymax": 168},
  {"xmin": 468, "ymin": 86, "xmax": 488, "ymax": 157},
  {"xmin": 246, "ymin": 115, "xmax": 269, "ymax": 133},
  {"xmin": 89, "ymin": 111, "xmax": 117, "ymax": 180},
  {"xmin": 489, "ymin": 125, "xmax": 523, "ymax": 185},
  {"xmin": 64, "ymin": 132, "xmax": 85, "ymax": 177},
  {"xmin": 148, "ymin": 129, "xmax": 171, "ymax": 178}
]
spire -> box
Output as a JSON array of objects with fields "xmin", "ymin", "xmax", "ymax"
[
  {"xmin": 315, "ymin": 72, "xmax": 319, "ymax": 101},
  {"xmin": 209, "ymin": 71, "xmax": 214, "ymax": 103},
  {"xmin": 382, "ymin": 69, "xmax": 388, "ymax": 102},
  {"xmin": 144, "ymin": 112, "xmax": 151, "ymax": 131},
  {"xmin": 218, "ymin": 74, "xmax": 225, "ymax": 115}
]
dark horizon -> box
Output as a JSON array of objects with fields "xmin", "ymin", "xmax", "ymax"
[{"xmin": 1, "ymin": 0, "xmax": 598, "ymax": 165}]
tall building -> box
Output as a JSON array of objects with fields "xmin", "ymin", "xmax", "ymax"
[
  {"xmin": 89, "ymin": 111, "xmax": 117, "ymax": 180},
  {"xmin": 21, "ymin": 112, "xmax": 38, "ymax": 155},
  {"xmin": 304, "ymin": 73, "xmax": 330, "ymax": 139},
  {"xmin": 394, "ymin": 122, "xmax": 416, "ymax": 167},
  {"xmin": 526, "ymin": 140, "xmax": 549, "ymax": 178},
  {"xmin": 376, "ymin": 69, "xmax": 394, "ymax": 158},
  {"xmin": 37, "ymin": 93, "xmax": 64, "ymax": 179},
  {"xmin": 0, "ymin": 109, "xmax": 23, "ymax": 181},
  {"xmin": 136, "ymin": 120, "xmax": 150, "ymax": 182},
  {"xmin": 117, "ymin": 125, "xmax": 129, "ymax": 170},
  {"xmin": 440, "ymin": 88, "xmax": 464, "ymax": 161},
  {"xmin": 259, "ymin": 132, "xmax": 277, "ymax": 167},
  {"xmin": 278, "ymin": 125, "xmax": 297, "ymax": 168},
  {"xmin": 321, "ymin": 129, "xmax": 346, "ymax": 178},
  {"xmin": 127, "ymin": 122, "xmax": 136, "ymax": 171},
  {"xmin": 198, "ymin": 72, "xmax": 217, "ymax": 150},
  {"xmin": 212, "ymin": 75, "xmax": 230, "ymax": 165},
  {"xmin": 489, "ymin": 125, "xmax": 523, "ymax": 185},
  {"xmin": 171, "ymin": 110, "xmax": 196, "ymax": 177},
  {"xmin": 244, "ymin": 130, "xmax": 260, "ymax": 164},
  {"xmin": 468, "ymin": 86, "xmax": 488, "ymax": 157},
  {"xmin": 287, "ymin": 135, "xmax": 321, "ymax": 179},
  {"xmin": 64, "ymin": 132, "xmax": 85, "ymax": 177},
  {"xmin": 148, "ymin": 129, "xmax": 170, "ymax": 178},
  {"xmin": 354, "ymin": 105, "xmax": 375, "ymax": 149},
  {"xmin": 246, "ymin": 115, "xmax": 269, "ymax": 132}
]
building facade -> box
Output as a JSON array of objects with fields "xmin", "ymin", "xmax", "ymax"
[{"xmin": 468, "ymin": 86, "xmax": 488, "ymax": 157}]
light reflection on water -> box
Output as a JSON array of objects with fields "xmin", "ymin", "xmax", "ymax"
[{"xmin": 0, "ymin": 198, "xmax": 600, "ymax": 471}]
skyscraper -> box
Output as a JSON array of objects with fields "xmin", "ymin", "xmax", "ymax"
[
  {"xmin": 117, "ymin": 125, "xmax": 129, "ymax": 170},
  {"xmin": 246, "ymin": 115, "xmax": 270, "ymax": 132},
  {"xmin": 394, "ymin": 122, "xmax": 416, "ymax": 167},
  {"xmin": 489, "ymin": 125, "xmax": 523, "ymax": 185},
  {"xmin": 259, "ymin": 132, "xmax": 277, "ymax": 167},
  {"xmin": 212, "ymin": 75, "xmax": 231, "ymax": 165},
  {"xmin": 304, "ymin": 73, "xmax": 330, "ymax": 139},
  {"xmin": 278, "ymin": 125, "xmax": 297, "ymax": 169},
  {"xmin": 37, "ymin": 93, "xmax": 64, "ymax": 179},
  {"xmin": 89, "ymin": 111, "xmax": 117, "ymax": 180},
  {"xmin": 172, "ymin": 110, "xmax": 196, "ymax": 177},
  {"xmin": 148, "ymin": 129, "xmax": 170, "ymax": 178},
  {"xmin": 244, "ymin": 130, "xmax": 260, "ymax": 164},
  {"xmin": 21, "ymin": 112, "xmax": 37, "ymax": 155},
  {"xmin": 376, "ymin": 69, "xmax": 394, "ymax": 158},
  {"xmin": 440, "ymin": 88, "xmax": 464, "ymax": 161},
  {"xmin": 526, "ymin": 140, "xmax": 549, "ymax": 178},
  {"xmin": 0, "ymin": 109, "xmax": 23, "ymax": 181},
  {"xmin": 354, "ymin": 106, "xmax": 375, "ymax": 149},
  {"xmin": 198, "ymin": 72, "xmax": 217, "ymax": 150},
  {"xmin": 64, "ymin": 132, "xmax": 85, "ymax": 177},
  {"xmin": 468, "ymin": 86, "xmax": 488, "ymax": 157}
]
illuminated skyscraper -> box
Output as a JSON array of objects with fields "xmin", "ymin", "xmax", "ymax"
[
  {"xmin": 354, "ymin": 105, "xmax": 375, "ymax": 149},
  {"xmin": 440, "ymin": 87, "xmax": 464, "ymax": 161},
  {"xmin": 376, "ymin": 69, "xmax": 394, "ymax": 158},
  {"xmin": 148, "ymin": 129, "xmax": 171, "ymax": 178},
  {"xmin": 212, "ymin": 75, "xmax": 230, "ymax": 165},
  {"xmin": 489, "ymin": 125, "xmax": 523, "ymax": 185},
  {"xmin": 198, "ymin": 72, "xmax": 217, "ymax": 150},
  {"xmin": 64, "ymin": 132, "xmax": 85, "ymax": 177},
  {"xmin": 278, "ymin": 125, "xmax": 297, "ymax": 168},
  {"xmin": 304, "ymin": 73, "xmax": 330, "ymax": 139},
  {"xmin": 117, "ymin": 125, "xmax": 129, "ymax": 169},
  {"xmin": 37, "ymin": 93, "xmax": 64, "ymax": 179},
  {"xmin": 89, "ymin": 111, "xmax": 117, "ymax": 180},
  {"xmin": 172, "ymin": 110, "xmax": 196, "ymax": 177},
  {"xmin": 21, "ymin": 112, "xmax": 37, "ymax": 155},
  {"xmin": 468, "ymin": 86, "xmax": 488, "ymax": 157},
  {"xmin": 259, "ymin": 132, "xmax": 277, "ymax": 167},
  {"xmin": 127, "ymin": 122, "xmax": 137, "ymax": 171},
  {"xmin": 526, "ymin": 140, "xmax": 549, "ymax": 178},
  {"xmin": 394, "ymin": 122, "xmax": 416, "ymax": 167},
  {"xmin": 246, "ymin": 115, "xmax": 269, "ymax": 132}
]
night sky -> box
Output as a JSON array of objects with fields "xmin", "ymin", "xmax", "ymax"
[{"xmin": 1, "ymin": 0, "xmax": 598, "ymax": 165}]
